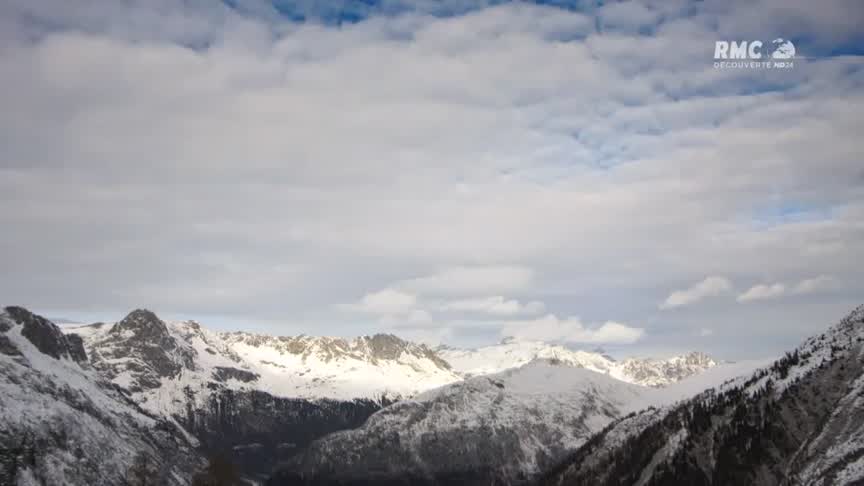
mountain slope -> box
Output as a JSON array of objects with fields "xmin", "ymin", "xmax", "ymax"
[
  {"xmin": 268, "ymin": 355, "xmax": 754, "ymax": 486},
  {"xmin": 0, "ymin": 306, "xmax": 203, "ymax": 486},
  {"xmin": 439, "ymin": 339, "xmax": 717, "ymax": 387},
  {"xmin": 538, "ymin": 304, "xmax": 864, "ymax": 486},
  {"xmin": 269, "ymin": 360, "xmax": 647, "ymax": 485},
  {"xmin": 65, "ymin": 310, "xmax": 458, "ymax": 480}
]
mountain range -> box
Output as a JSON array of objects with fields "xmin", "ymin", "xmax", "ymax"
[
  {"xmin": 2, "ymin": 304, "xmax": 862, "ymax": 485},
  {"xmin": 438, "ymin": 339, "xmax": 718, "ymax": 387}
]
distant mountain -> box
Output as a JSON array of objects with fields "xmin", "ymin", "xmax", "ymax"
[
  {"xmin": 538, "ymin": 305, "xmax": 864, "ymax": 486},
  {"xmin": 270, "ymin": 360, "xmax": 651, "ymax": 485},
  {"xmin": 439, "ymin": 339, "xmax": 717, "ymax": 387},
  {"xmin": 0, "ymin": 306, "xmax": 203, "ymax": 485},
  {"xmin": 269, "ymin": 356, "xmax": 753, "ymax": 485}
]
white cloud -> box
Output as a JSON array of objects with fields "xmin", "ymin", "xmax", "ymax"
[
  {"xmin": 738, "ymin": 275, "xmax": 837, "ymax": 302},
  {"xmin": 439, "ymin": 296, "xmax": 544, "ymax": 316},
  {"xmin": 398, "ymin": 266, "xmax": 535, "ymax": 295},
  {"xmin": 737, "ymin": 283, "xmax": 786, "ymax": 302},
  {"xmin": 660, "ymin": 277, "xmax": 733, "ymax": 309},
  {"xmin": 502, "ymin": 315, "xmax": 644, "ymax": 344},
  {"xmin": 698, "ymin": 328, "xmax": 714, "ymax": 337},
  {"xmin": 341, "ymin": 288, "xmax": 417, "ymax": 315},
  {"xmin": 0, "ymin": 0, "xmax": 862, "ymax": 357},
  {"xmin": 392, "ymin": 326, "xmax": 453, "ymax": 347},
  {"xmin": 791, "ymin": 275, "xmax": 836, "ymax": 295}
]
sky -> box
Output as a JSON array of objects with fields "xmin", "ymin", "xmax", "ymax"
[{"xmin": 1, "ymin": 0, "xmax": 863, "ymax": 360}]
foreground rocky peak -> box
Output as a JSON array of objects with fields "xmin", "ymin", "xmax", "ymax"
[
  {"xmin": 3, "ymin": 306, "xmax": 87, "ymax": 363},
  {"xmin": 0, "ymin": 307, "xmax": 202, "ymax": 485},
  {"xmin": 539, "ymin": 304, "xmax": 864, "ymax": 486},
  {"xmin": 83, "ymin": 309, "xmax": 196, "ymax": 392}
]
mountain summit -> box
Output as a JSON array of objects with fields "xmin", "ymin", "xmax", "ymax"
[{"xmin": 438, "ymin": 340, "xmax": 717, "ymax": 387}]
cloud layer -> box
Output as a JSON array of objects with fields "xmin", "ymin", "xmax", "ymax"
[
  {"xmin": 1, "ymin": 0, "xmax": 862, "ymax": 357},
  {"xmin": 660, "ymin": 277, "xmax": 734, "ymax": 310},
  {"xmin": 502, "ymin": 315, "xmax": 644, "ymax": 345},
  {"xmin": 738, "ymin": 276, "xmax": 837, "ymax": 302}
]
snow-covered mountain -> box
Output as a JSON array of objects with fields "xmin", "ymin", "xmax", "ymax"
[
  {"xmin": 438, "ymin": 338, "xmax": 717, "ymax": 387},
  {"xmin": 538, "ymin": 304, "xmax": 864, "ymax": 486},
  {"xmin": 273, "ymin": 360, "xmax": 649, "ymax": 485},
  {"xmin": 62, "ymin": 309, "xmax": 462, "ymax": 480},
  {"xmin": 0, "ymin": 306, "xmax": 203, "ymax": 485},
  {"xmin": 7, "ymin": 305, "xmax": 725, "ymax": 484},
  {"xmin": 271, "ymin": 355, "xmax": 757, "ymax": 485},
  {"xmin": 66, "ymin": 309, "xmax": 462, "ymax": 417}
]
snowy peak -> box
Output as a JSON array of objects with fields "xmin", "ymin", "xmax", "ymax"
[
  {"xmin": 3, "ymin": 306, "xmax": 87, "ymax": 363},
  {"xmin": 438, "ymin": 340, "xmax": 716, "ymax": 387},
  {"xmin": 277, "ymin": 359, "xmax": 694, "ymax": 483},
  {"xmin": 78, "ymin": 309, "xmax": 197, "ymax": 392},
  {"xmin": 0, "ymin": 307, "xmax": 202, "ymax": 484},
  {"xmin": 617, "ymin": 351, "xmax": 718, "ymax": 387},
  {"xmin": 220, "ymin": 331, "xmax": 449, "ymax": 369},
  {"xmin": 111, "ymin": 308, "xmax": 173, "ymax": 341},
  {"xmin": 355, "ymin": 333, "xmax": 451, "ymax": 368},
  {"xmin": 64, "ymin": 310, "xmax": 462, "ymax": 411}
]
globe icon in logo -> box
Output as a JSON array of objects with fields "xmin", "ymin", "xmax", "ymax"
[{"xmin": 771, "ymin": 38, "xmax": 796, "ymax": 59}]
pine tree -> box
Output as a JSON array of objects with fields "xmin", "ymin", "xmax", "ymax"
[
  {"xmin": 191, "ymin": 453, "xmax": 243, "ymax": 486},
  {"xmin": 126, "ymin": 452, "xmax": 157, "ymax": 486}
]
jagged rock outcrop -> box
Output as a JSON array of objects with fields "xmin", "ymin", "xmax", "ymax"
[
  {"xmin": 86, "ymin": 308, "xmax": 196, "ymax": 391},
  {"xmin": 617, "ymin": 351, "xmax": 717, "ymax": 387},
  {"xmin": 439, "ymin": 341, "xmax": 717, "ymax": 387},
  {"xmin": 0, "ymin": 307, "xmax": 203, "ymax": 485},
  {"xmin": 5, "ymin": 306, "xmax": 87, "ymax": 363},
  {"xmin": 538, "ymin": 305, "xmax": 864, "ymax": 486}
]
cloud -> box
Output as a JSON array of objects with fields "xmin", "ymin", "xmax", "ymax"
[
  {"xmin": 791, "ymin": 275, "xmax": 836, "ymax": 295},
  {"xmin": 502, "ymin": 315, "xmax": 644, "ymax": 345},
  {"xmin": 398, "ymin": 266, "xmax": 535, "ymax": 296},
  {"xmin": 738, "ymin": 275, "xmax": 837, "ymax": 302},
  {"xmin": 392, "ymin": 326, "xmax": 453, "ymax": 347},
  {"xmin": 0, "ymin": 0, "xmax": 862, "ymax": 358},
  {"xmin": 660, "ymin": 277, "xmax": 733, "ymax": 310},
  {"xmin": 340, "ymin": 288, "xmax": 417, "ymax": 315},
  {"xmin": 439, "ymin": 296, "xmax": 544, "ymax": 316},
  {"xmin": 698, "ymin": 328, "xmax": 714, "ymax": 337},
  {"xmin": 737, "ymin": 283, "xmax": 786, "ymax": 302}
]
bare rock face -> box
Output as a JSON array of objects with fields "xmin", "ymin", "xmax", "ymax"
[
  {"xmin": 0, "ymin": 307, "xmax": 203, "ymax": 486},
  {"xmin": 618, "ymin": 351, "xmax": 717, "ymax": 387},
  {"xmin": 88, "ymin": 308, "xmax": 196, "ymax": 391},
  {"xmin": 212, "ymin": 366, "xmax": 259, "ymax": 383},
  {"xmin": 357, "ymin": 333, "xmax": 452, "ymax": 369},
  {"xmin": 4, "ymin": 306, "xmax": 87, "ymax": 363}
]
